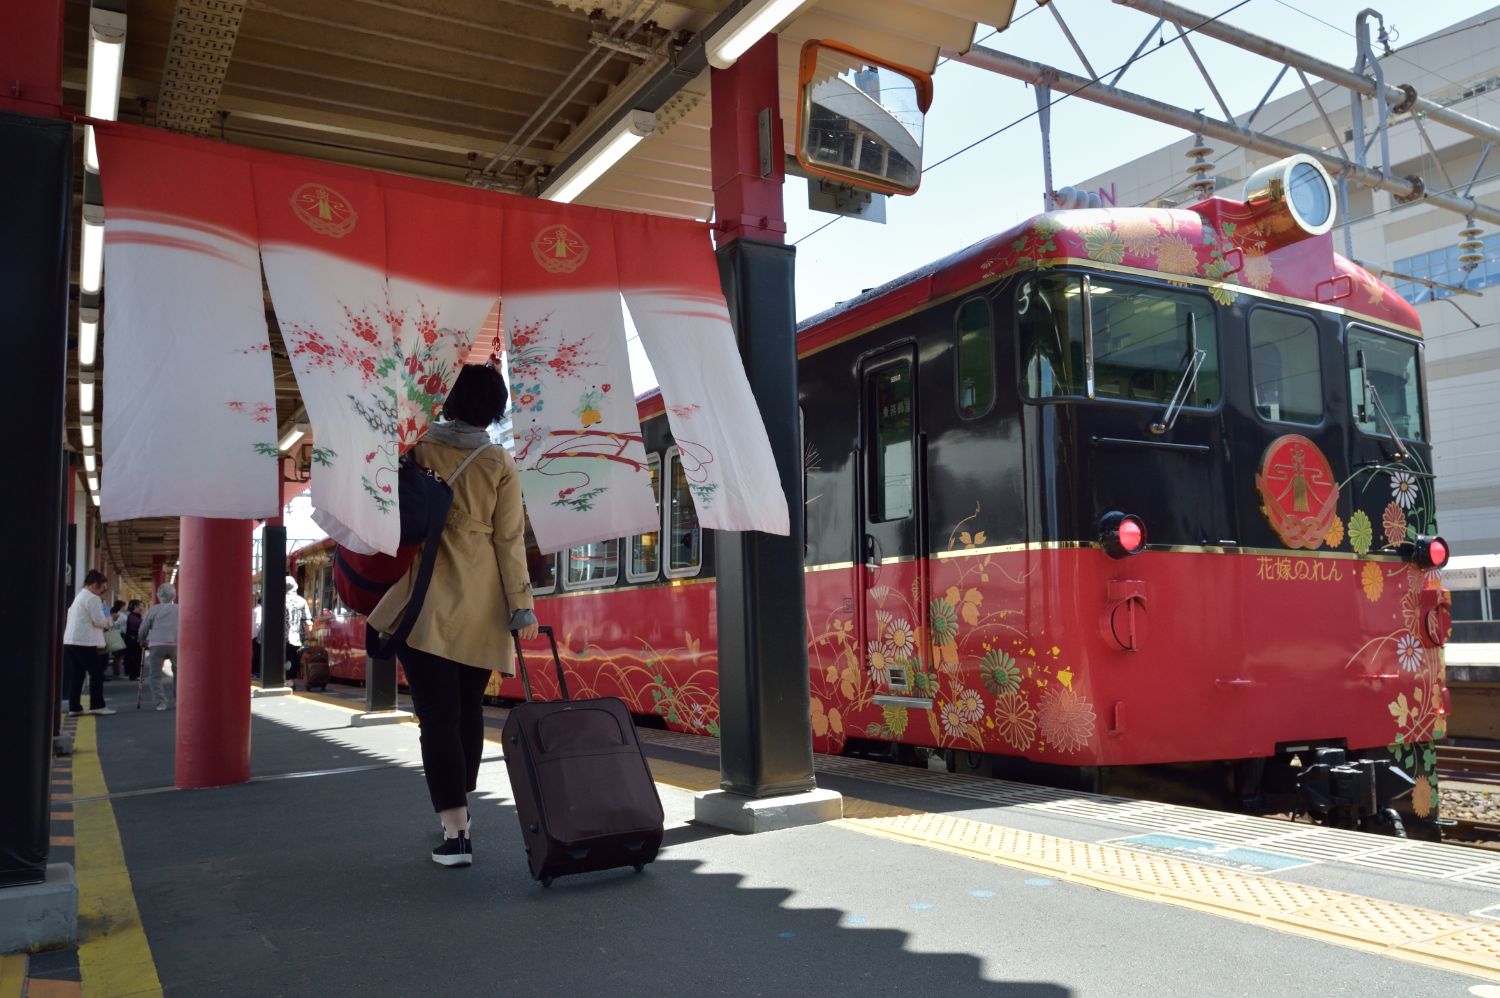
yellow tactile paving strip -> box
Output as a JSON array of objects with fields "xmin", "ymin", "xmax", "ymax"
[
  {"xmin": 297, "ymin": 691, "xmax": 1500, "ymax": 982},
  {"xmin": 836, "ymin": 799, "xmax": 1500, "ymax": 982}
]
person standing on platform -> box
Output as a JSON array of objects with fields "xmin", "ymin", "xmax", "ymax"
[
  {"xmin": 64, "ymin": 570, "xmax": 116, "ymax": 716},
  {"xmin": 284, "ymin": 577, "xmax": 309, "ymax": 686},
  {"xmin": 123, "ymin": 599, "xmax": 144, "ymax": 681},
  {"xmin": 251, "ymin": 599, "xmax": 262, "ymax": 679},
  {"xmin": 369, "ymin": 363, "xmax": 538, "ymax": 868},
  {"xmin": 138, "ymin": 583, "xmax": 179, "ymax": 711}
]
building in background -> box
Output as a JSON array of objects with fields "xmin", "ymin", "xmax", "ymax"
[{"xmin": 1072, "ymin": 8, "xmax": 1500, "ymax": 569}]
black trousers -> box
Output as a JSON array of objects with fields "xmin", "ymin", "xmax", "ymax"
[
  {"xmin": 401, "ymin": 644, "xmax": 492, "ymax": 813},
  {"xmin": 65, "ymin": 645, "xmax": 106, "ymax": 712}
]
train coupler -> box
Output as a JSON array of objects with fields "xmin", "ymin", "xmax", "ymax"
[{"xmin": 1295, "ymin": 747, "xmax": 1415, "ymax": 835}]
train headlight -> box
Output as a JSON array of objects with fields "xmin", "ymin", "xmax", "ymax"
[
  {"xmin": 1098, "ymin": 512, "xmax": 1147, "ymax": 559},
  {"xmin": 1403, "ymin": 534, "xmax": 1450, "ymax": 570}
]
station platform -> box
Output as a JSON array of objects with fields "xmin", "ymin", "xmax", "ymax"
[{"xmin": 9, "ymin": 686, "xmax": 1500, "ymax": 997}]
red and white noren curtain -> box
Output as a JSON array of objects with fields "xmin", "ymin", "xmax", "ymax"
[{"xmin": 95, "ymin": 123, "xmax": 787, "ymax": 555}]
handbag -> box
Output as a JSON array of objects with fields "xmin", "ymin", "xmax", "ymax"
[{"xmin": 104, "ymin": 628, "xmax": 126, "ymax": 654}]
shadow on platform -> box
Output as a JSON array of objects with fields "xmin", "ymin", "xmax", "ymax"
[{"xmin": 87, "ymin": 699, "xmax": 1071, "ymax": 997}]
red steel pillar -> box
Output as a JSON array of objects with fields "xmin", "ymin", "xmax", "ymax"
[
  {"xmin": 0, "ymin": 0, "xmax": 64, "ymax": 117},
  {"xmin": 176, "ymin": 516, "xmax": 253, "ymax": 788}
]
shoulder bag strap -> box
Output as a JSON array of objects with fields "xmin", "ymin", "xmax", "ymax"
[{"xmin": 369, "ymin": 445, "xmax": 488, "ymax": 659}]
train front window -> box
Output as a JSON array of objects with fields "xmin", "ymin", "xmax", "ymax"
[
  {"xmin": 1020, "ymin": 274, "xmax": 1218, "ymax": 408},
  {"xmin": 869, "ymin": 361, "xmax": 914, "ymax": 521},
  {"xmin": 1250, "ymin": 308, "xmax": 1323, "ymax": 425},
  {"xmin": 1348, "ymin": 325, "xmax": 1424, "ymax": 441}
]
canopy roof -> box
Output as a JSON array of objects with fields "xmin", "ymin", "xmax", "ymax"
[{"xmin": 60, "ymin": 0, "xmax": 1017, "ymax": 586}]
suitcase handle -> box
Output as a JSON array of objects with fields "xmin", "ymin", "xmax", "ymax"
[{"xmin": 513, "ymin": 624, "xmax": 569, "ymax": 702}]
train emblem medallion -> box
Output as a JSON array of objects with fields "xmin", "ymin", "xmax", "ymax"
[
  {"xmin": 532, "ymin": 224, "xmax": 589, "ymax": 274},
  {"xmin": 1256, "ymin": 434, "xmax": 1339, "ymax": 550},
  {"xmin": 290, "ymin": 183, "xmax": 358, "ymax": 238}
]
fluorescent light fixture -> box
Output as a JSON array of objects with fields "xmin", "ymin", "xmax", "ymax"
[
  {"xmin": 278, "ymin": 423, "xmax": 307, "ymax": 452},
  {"xmin": 91, "ymin": 492, "xmax": 101, "ymax": 507},
  {"xmin": 79, "ymin": 306, "xmax": 100, "ymax": 367},
  {"xmin": 81, "ymin": 204, "xmax": 105, "ymax": 295},
  {"xmin": 81, "ymin": 420, "xmax": 95, "ymax": 448},
  {"xmin": 542, "ymin": 110, "xmax": 655, "ymax": 204},
  {"xmin": 79, "ymin": 374, "xmax": 95, "ymax": 415},
  {"xmin": 84, "ymin": 8, "xmax": 127, "ymax": 173},
  {"xmin": 705, "ymin": 0, "xmax": 811, "ymax": 70},
  {"xmin": 87, "ymin": 476, "xmax": 100, "ymax": 493},
  {"xmin": 84, "ymin": 452, "xmax": 97, "ymax": 473}
]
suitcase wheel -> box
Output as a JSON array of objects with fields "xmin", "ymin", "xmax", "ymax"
[
  {"xmin": 541, "ymin": 876, "xmax": 554, "ymax": 888},
  {"xmin": 633, "ymin": 863, "xmax": 644, "ymax": 874}
]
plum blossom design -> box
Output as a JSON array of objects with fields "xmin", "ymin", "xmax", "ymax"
[
  {"xmin": 1038, "ymin": 687, "xmax": 1096, "ymax": 753},
  {"xmin": 512, "ymin": 382, "xmax": 544, "ymax": 413},
  {"xmin": 1389, "ymin": 470, "xmax": 1418, "ymax": 510}
]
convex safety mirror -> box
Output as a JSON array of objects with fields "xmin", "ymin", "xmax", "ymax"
[{"xmin": 796, "ymin": 40, "xmax": 933, "ymax": 196}]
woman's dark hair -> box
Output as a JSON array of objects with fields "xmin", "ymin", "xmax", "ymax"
[
  {"xmin": 442, "ymin": 364, "xmax": 509, "ymax": 427},
  {"xmin": 128, "ymin": 600, "xmax": 143, "ymax": 612},
  {"xmin": 111, "ymin": 600, "xmax": 125, "ymax": 613}
]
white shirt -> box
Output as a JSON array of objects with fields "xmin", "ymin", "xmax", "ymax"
[
  {"xmin": 286, "ymin": 593, "xmax": 310, "ymax": 648},
  {"xmin": 64, "ymin": 589, "xmax": 111, "ymax": 647},
  {"xmin": 252, "ymin": 604, "xmax": 262, "ymax": 640}
]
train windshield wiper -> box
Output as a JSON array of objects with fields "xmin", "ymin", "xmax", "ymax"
[
  {"xmin": 1356, "ymin": 349, "xmax": 1409, "ymax": 461},
  {"xmin": 1150, "ymin": 313, "xmax": 1206, "ymax": 435}
]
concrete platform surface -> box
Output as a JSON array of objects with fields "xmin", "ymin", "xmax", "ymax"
[{"xmin": 23, "ymin": 691, "xmax": 1500, "ymax": 997}]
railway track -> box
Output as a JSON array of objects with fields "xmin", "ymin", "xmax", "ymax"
[{"xmin": 1437, "ymin": 744, "xmax": 1500, "ymax": 786}]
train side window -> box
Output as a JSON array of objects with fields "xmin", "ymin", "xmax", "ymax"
[
  {"xmin": 665, "ymin": 447, "xmax": 702, "ymax": 578},
  {"xmin": 1347, "ymin": 325, "xmax": 1425, "ymax": 441},
  {"xmin": 628, "ymin": 454, "xmax": 662, "ymax": 583},
  {"xmin": 565, "ymin": 539, "xmax": 618, "ymax": 589},
  {"xmin": 1249, "ymin": 308, "xmax": 1323, "ymax": 425},
  {"xmin": 1019, "ymin": 274, "xmax": 1086, "ymax": 397},
  {"xmin": 524, "ymin": 516, "xmax": 556, "ymax": 596},
  {"xmin": 868, "ymin": 360, "xmax": 914, "ymax": 521},
  {"xmin": 954, "ymin": 296, "xmax": 995, "ymax": 418}
]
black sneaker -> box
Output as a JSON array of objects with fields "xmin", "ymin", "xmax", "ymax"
[{"xmin": 431, "ymin": 832, "xmax": 472, "ymax": 868}]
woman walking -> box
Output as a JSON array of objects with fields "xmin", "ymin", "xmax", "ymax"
[
  {"xmin": 369, "ymin": 364, "xmax": 538, "ymax": 867},
  {"xmin": 138, "ymin": 583, "xmax": 179, "ymax": 711}
]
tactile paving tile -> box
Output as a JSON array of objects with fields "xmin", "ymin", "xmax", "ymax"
[{"xmin": 838, "ymin": 807, "xmax": 1500, "ymax": 980}]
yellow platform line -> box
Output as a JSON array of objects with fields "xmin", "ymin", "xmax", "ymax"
[
  {"xmin": 0, "ymin": 953, "xmax": 26, "ymax": 998},
  {"xmin": 288, "ymin": 689, "xmax": 1500, "ymax": 980},
  {"xmin": 837, "ymin": 801, "xmax": 1500, "ymax": 982},
  {"xmin": 72, "ymin": 718, "xmax": 163, "ymax": 998}
]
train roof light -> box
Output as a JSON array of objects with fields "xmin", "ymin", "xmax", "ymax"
[{"xmin": 1099, "ymin": 511, "xmax": 1147, "ymax": 559}]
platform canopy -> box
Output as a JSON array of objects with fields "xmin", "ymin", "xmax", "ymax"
[{"xmin": 60, "ymin": 0, "xmax": 1017, "ymax": 585}]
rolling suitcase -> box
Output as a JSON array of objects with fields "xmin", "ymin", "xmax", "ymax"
[
  {"xmin": 301, "ymin": 647, "xmax": 331, "ymax": 691},
  {"xmin": 502, "ymin": 626, "xmax": 664, "ymax": 887}
]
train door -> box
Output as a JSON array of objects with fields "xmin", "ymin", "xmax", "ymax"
[{"xmin": 858, "ymin": 346, "xmax": 929, "ymax": 699}]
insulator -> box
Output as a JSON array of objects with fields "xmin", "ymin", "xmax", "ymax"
[
  {"xmin": 1458, "ymin": 221, "xmax": 1487, "ymax": 273},
  {"xmin": 1187, "ymin": 133, "xmax": 1215, "ymax": 201}
]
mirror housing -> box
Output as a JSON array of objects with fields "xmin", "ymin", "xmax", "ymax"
[{"xmin": 796, "ymin": 39, "xmax": 932, "ymax": 196}]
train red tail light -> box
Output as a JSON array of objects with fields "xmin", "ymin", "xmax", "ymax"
[
  {"xmin": 1403, "ymin": 534, "xmax": 1449, "ymax": 570},
  {"xmin": 1098, "ymin": 512, "xmax": 1147, "ymax": 559}
]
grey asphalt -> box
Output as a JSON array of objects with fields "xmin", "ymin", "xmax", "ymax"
[{"xmin": 89, "ymin": 694, "xmax": 1491, "ymax": 997}]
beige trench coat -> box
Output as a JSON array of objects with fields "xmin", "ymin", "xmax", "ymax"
[{"xmin": 368, "ymin": 439, "xmax": 533, "ymax": 675}]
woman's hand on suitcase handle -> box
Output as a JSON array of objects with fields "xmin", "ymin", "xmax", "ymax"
[{"xmin": 509, "ymin": 608, "xmax": 540, "ymax": 641}]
